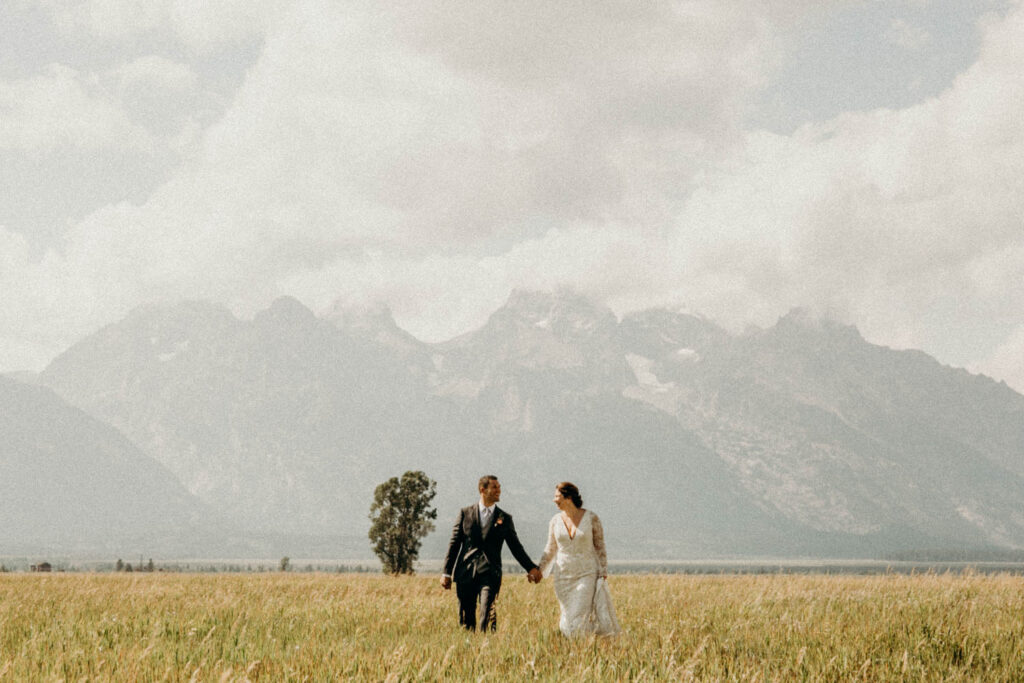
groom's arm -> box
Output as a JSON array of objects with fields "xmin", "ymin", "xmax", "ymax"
[
  {"xmin": 502, "ymin": 515, "xmax": 540, "ymax": 580},
  {"xmin": 441, "ymin": 508, "xmax": 466, "ymax": 588}
]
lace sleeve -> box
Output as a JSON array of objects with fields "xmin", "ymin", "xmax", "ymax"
[
  {"xmin": 537, "ymin": 515, "xmax": 558, "ymax": 576},
  {"xmin": 590, "ymin": 512, "xmax": 609, "ymax": 577}
]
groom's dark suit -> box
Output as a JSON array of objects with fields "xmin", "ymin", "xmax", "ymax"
[{"xmin": 443, "ymin": 504, "xmax": 538, "ymax": 630}]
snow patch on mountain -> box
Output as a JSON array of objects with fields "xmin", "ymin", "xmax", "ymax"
[
  {"xmin": 430, "ymin": 377, "xmax": 485, "ymax": 398},
  {"xmin": 674, "ymin": 348, "xmax": 699, "ymax": 362},
  {"xmin": 158, "ymin": 340, "xmax": 189, "ymax": 362},
  {"xmin": 625, "ymin": 353, "xmax": 674, "ymax": 392}
]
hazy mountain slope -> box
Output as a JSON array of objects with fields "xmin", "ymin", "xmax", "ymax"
[
  {"xmin": 620, "ymin": 307, "xmax": 1024, "ymax": 549},
  {"xmin": 40, "ymin": 297, "xmax": 436, "ymax": 536},
  {"xmin": 0, "ymin": 376, "xmax": 208, "ymax": 554},
  {"xmin": 418, "ymin": 290, "xmax": 793, "ymax": 555}
]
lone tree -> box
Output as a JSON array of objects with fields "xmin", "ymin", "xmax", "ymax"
[{"xmin": 369, "ymin": 470, "xmax": 438, "ymax": 574}]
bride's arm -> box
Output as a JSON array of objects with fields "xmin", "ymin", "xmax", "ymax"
[
  {"xmin": 591, "ymin": 513, "xmax": 609, "ymax": 578},
  {"xmin": 537, "ymin": 516, "xmax": 558, "ymax": 576}
]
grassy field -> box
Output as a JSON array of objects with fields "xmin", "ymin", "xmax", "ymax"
[{"xmin": 2, "ymin": 572, "xmax": 1024, "ymax": 681}]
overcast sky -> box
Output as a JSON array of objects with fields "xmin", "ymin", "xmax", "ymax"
[{"xmin": 2, "ymin": 0, "xmax": 1022, "ymax": 392}]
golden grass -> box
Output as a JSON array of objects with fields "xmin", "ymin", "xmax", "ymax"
[{"xmin": 2, "ymin": 572, "xmax": 1024, "ymax": 681}]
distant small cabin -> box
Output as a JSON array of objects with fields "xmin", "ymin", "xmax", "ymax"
[{"xmin": 30, "ymin": 562, "xmax": 52, "ymax": 572}]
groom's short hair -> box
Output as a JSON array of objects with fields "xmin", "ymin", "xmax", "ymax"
[{"xmin": 478, "ymin": 475, "xmax": 498, "ymax": 492}]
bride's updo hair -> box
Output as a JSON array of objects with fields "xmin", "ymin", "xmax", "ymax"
[{"xmin": 557, "ymin": 482, "xmax": 583, "ymax": 508}]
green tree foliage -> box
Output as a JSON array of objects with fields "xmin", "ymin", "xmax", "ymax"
[
  {"xmin": 279, "ymin": 557, "xmax": 290, "ymax": 572},
  {"xmin": 368, "ymin": 470, "xmax": 438, "ymax": 575}
]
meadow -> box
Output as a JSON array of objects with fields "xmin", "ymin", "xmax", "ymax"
[{"xmin": 2, "ymin": 572, "xmax": 1024, "ymax": 681}]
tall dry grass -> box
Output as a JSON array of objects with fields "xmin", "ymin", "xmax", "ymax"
[{"xmin": 2, "ymin": 572, "xmax": 1024, "ymax": 681}]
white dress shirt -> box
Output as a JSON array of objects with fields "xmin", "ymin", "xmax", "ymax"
[{"xmin": 479, "ymin": 502, "xmax": 496, "ymax": 525}]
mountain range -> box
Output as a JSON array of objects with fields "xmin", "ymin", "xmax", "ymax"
[{"xmin": 6, "ymin": 289, "xmax": 1024, "ymax": 559}]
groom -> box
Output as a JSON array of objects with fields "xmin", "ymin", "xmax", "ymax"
[{"xmin": 441, "ymin": 475, "xmax": 542, "ymax": 631}]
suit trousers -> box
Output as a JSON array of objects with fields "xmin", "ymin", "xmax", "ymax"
[{"xmin": 455, "ymin": 573, "xmax": 501, "ymax": 631}]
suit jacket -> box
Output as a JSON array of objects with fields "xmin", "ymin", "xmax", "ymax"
[{"xmin": 443, "ymin": 504, "xmax": 537, "ymax": 583}]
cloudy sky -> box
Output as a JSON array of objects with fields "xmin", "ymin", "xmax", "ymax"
[{"xmin": 2, "ymin": 0, "xmax": 1022, "ymax": 391}]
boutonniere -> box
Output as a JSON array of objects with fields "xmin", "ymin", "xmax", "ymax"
[{"xmin": 495, "ymin": 517, "xmax": 504, "ymax": 526}]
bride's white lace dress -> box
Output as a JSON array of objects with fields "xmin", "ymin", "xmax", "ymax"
[{"xmin": 538, "ymin": 510, "xmax": 621, "ymax": 637}]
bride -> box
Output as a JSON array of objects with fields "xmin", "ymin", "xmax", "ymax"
[{"xmin": 537, "ymin": 482, "xmax": 621, "ymax": 637}]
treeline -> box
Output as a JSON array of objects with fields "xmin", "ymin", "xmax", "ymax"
[
  {"xmin": 114, "ymin": 558, "xmax": 156, "ymax": 572},
  {"xmin": 881, "ymin": 548, "xmax": 1024, "ymax": 562},
  {"xmin": 113, "ymin": 560, "xmax": 379, "ymax": 573},
  {"xmin": 0, "ymin": 561, "xmax": 378, "ymax": 573}
]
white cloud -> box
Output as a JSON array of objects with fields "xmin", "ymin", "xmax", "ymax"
[
  {"xmin": 888, "ymin": 18, "xmax": 933, "ymax": 51},
  {"xmin": 974, "ymin": 324, "xmax": 1024, "ymax": 394},
  {"xmin": 117, "ymin": 55, "xmax": 197, "ymax": 93},
  {"xmin": 0, "ymin": 64, "xmax": 153, "ymax": 155},
  {"xmin": 663, "ymin": 1, "xmax": 1024, "ymax": 371},
  {"xmin": 36, "ymin": 0, "xmax": 278, "ymax": 52},
  {"xmin": 0, "ymin": 226, "xmax": 99, "ymax": 370},
  {"xmin": 41, "ymin": 0, "xmax": 166, "ymax": 39},
  {"xmin": 168, "ymin": 0, "xmax": 279, "ymax": 53},
  {"xmin": 2, "ymin": 0, "xmax": 1023, "ymax": 398},
  {"xmin": 111, "ymin": 55, "xmax": 204, "ymax": 139},
  {"xmin": 275, "ymin": 222, "xmax": 673, "ymax": 341},
  {"xmin": 59, "ymin": 0, "xmax": 777, "ymax": 250}
]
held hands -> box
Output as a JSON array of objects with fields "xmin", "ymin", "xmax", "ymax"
[{"xmin": 440, "ymin": 575, "xmax": 452, "ymax": 590}]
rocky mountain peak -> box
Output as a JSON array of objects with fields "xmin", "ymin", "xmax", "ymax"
[
  {"xmin": 618, "ymin": 308, "xmax": 730, "ymax": 357},
  {"xmin": 325, "ymin": 299, "xmax": 426, "ymax": 355},
  {"xmin": 492, "ymin": 288, "xmax": 617, "ymax": 338},
  {"xmin": 41, "ymin": 300, "xmax": 236, "ymax": 383},
  {"xmin": 769, "ymin": 307, "xmax": 864, "ymax": 344},
  {"xmin": 254, "ymin": 296, "xmax": 317, "ymax": 328}
]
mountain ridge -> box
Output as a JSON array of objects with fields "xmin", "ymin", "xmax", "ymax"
[{"xmin": 21, "ymin": 289, "xmax": 1024, "ymax": 558}]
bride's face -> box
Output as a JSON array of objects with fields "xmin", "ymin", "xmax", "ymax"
[{"xmin": 553, "ymin": 489, "xmax": 567, "ymax": 509}]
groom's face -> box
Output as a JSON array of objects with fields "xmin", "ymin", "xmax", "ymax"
[{"xmin": 481, "ymin": 479, "xmax": 501, "ymax": 505}]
